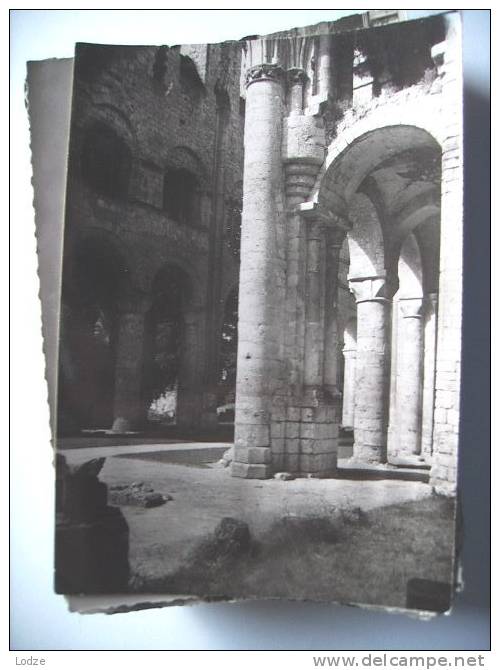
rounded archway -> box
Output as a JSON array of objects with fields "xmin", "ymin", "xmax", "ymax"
[
  {"xmin": 58, "ymin": 235, "xmax": 129, "ymax": 432},
  {"xmin": 315, "ymin": 122, "xmax": 441, "ymax": 465}
]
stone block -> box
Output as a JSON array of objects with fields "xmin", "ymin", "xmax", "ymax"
[
  {"xmin": 272, "ymin": 453, "xmax": 286, "ymax": 471},
  {"xmin": 285, "ymin": 438, "xmax": 300, "ymax": 454},
  {"xmin": 234, "ymin": 423, "xmax": 270, "ymax": 448},
  {"xmin": 271, "ymin": 422, "xmax": 285, "ymax": 438},
  {"xmin": 274, "ymin": 471, "xmax": 295, "ymax": 481},
  {"xmin": 285, "ymin": 421, "xmax": 300, "ymax": 438},
  {"xmin": 271, "ymin": 437, "xmax": 285, "ymax": 454},
  {"xmin": 285, "ymin": 453, "xmax": 300, "ymax": 472},
  {"xmin": 234, "ymin": 445, "xmax": 272, "ymax": 464},
  {"xmin": 300, "ymin": 422, "xmax": 336, "ymax": 439},
  {"xmin": 230, "ymin": 462, "xmax": 273, "ymax": 479},
  {"xmin": 300, "ymin": 452, "xmax": 337, "ymax": 473}
]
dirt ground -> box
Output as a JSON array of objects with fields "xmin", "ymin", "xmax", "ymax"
[{"xmin": 59, "ymin": 442, "xmax": 457, "ymax": 609}]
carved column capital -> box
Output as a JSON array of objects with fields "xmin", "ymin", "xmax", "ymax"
[
  {"xmin": 286, "ymin": 67, "xmax": 308, "ymax": 86},
  {"xmin": 399, "ymin": 297, "xmax": 423, "ymax": 319},
  {"xmin": 348, "ymin": 275, "xmax": 391, "ymax": 304},
  {"xmin": 286, "ymin": 67, "xmax": 308, "ymax": 116},
  {"xmin": 299, "ymin": 202, "xmax": 351, "ymax": 231},
  {"xmin": 245, "ymin": 63, "xmax": 285, "ymax": 88}
]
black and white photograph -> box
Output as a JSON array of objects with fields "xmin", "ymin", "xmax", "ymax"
[{"xmin": 22, "ymin": 7, "xmax": 478, "ymax": 623}]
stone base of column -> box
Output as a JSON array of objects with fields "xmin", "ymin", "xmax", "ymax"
[
  {"xmin": 231, "ymin": 388, "xmax": 340, "ymax": 477},
  {"xmin": 231, "ymin": 462, "xmax": 273, "ymax": 479},
  {"xmin": 271, "ymin": 387, "xmax": 340, "ymax": 475},
  {"xmin": 351, "ymin": 440, "xmax": 387, "ymax": 465},
  {"xmin": 111, "ymin": 409, "xmax": 147, "ymax": 433},
  {"xmin": 111, "ymin": 417, "xmax": 134, "ymax": 433},
  {"xmin": 231, "ymin": 418, "xmax": 273, "ymax": 478}
]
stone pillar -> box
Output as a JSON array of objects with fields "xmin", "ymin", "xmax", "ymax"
[
  {"xmin": 323, "ymin": 229, "xmax": 343, "ymax": 395},
  {"xmin": 349, "ymin": 275, "xmax": 390, "ymax": 464},
  {"xmin": 287, "ymin": 68, "xmax": 306, "ymax": 115},
  {"xmin": 295, "ymin": 212, "xmax": 340, "ymax": 475},
  {"xmin": 397, "ymin": 297, "xmax": 424, "ymax": 456},
  {"xmin": 429, "ymin": 12, "xmax": 463, "ymax": 496},
  {"xmin": 232, "ymin": 62, "xmax": 284, "ymax": 479},
  {"xmin": 421, "ymin": 293, "xmax": 438, "ymax": 459},
  {"xmin": 317, "ymin": 34, "xmax": 332, "ymax": 99},
  {"xmin": 280, "ymin": 105, "xmax": 332, "ymax": 474},
  {"xmin": 303, "ymin": 220, "xmax": 325, "ymax": 388},
  {"xmin": 176, "ymin": 310, "xmax": 208, "ymax": 428},
  {"xmin": 112, "ymin": 300, "xmax": 148, "ymax": 432},
  {"xmin": 386, "ymin": 296, "xmax": 401, "ymax": 458},
  {"xmin": 341, "ymin": 346, "xmax": 357, "ymax": 430}
]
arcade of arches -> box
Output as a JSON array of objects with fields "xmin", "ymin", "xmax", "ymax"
[{"xmin": 232, "ymin": 13, "xmax": 463, "ymax": 496}]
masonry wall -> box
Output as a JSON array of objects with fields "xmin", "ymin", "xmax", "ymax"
[{"xmin": 60, "ymin": 41, "xmax": 244, "ymax": 431}]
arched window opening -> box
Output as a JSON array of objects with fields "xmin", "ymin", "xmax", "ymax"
[
  {"xmin": 81, "ymin": 122, "xmax": 131, "ymax": 199},
  {"xmin": 163, "ymin": 168, "xmax": 200, "ymax": 226},
  {"xmin": 58, "ymin": 238, "xmax": 127, "ymax": 432}
]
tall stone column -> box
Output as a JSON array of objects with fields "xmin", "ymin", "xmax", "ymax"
[
  {"xmin": 112, "ymin": 298, "xmax": 148, "ymax": 433},
  {"xmin": 303, "ymin": 220, "xmax": 325, "ymax": 388},
  {"xmin": 421, "ymin": 293, "xmax": 438, "ymax": 459},
  {"xmin": 349, "ymin": 276, "xmax": 390, "ymax": 464},
  {"xmin": 341, "ymin": 345, "xmax": 357, "ymax": 430},
  {"xmin": 323, "ymin": 228, "xmax": 344, "ymax": 396},
  {"xmin": 232, "ymin": 62, "xmax": 285, "ymax": 479},
  {"xmin": 387, "ymin": 296, "xmax": 401, "ymax": 458},
  {"xmin": 176, "ymin": 310, "xmax": 208, "ymax": 428},
  {"xmin": 397, "ymin": 297, "xmax": 424, "ymax": 455},
  {"xmin": 317, "ymin": 34, "xmax": 332, "ymax": 99},
  {"xmin": 287, "ymin": 67, "xmax": 307, "ymax": 115}
]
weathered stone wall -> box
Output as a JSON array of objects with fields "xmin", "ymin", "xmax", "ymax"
[
  {"xmin": 61, "ymin": 42, "xmax": 243, "ymax": 431},
  {"xmin": 428, "ymin": 14, "xmax": 464, "ymax": 495}
]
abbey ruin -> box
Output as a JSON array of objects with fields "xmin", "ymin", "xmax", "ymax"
[{"xmin": 59, "ymin": 11, "xmax": 463, "ymax": 498}]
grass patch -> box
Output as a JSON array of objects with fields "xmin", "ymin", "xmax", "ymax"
[{"xmin": 131, "ymin": 495, "xmax": 456, "ymax": 609}]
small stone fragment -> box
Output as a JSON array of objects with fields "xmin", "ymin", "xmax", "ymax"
[{"xmin": 274, "ymin": 472, "xmax": 295, "ymax": 481}]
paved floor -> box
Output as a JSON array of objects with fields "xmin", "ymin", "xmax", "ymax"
[{"xmin": 58, "ymin": 440, "xmax": 433, "ymax": 582}]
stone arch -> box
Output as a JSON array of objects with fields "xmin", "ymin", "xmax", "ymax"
[
  {"xmin": 62, "ymin": 230, "xmax": 132, "ymax": 312},
  {"xmin": 166, "ymin": 145, "xmax": 208, "ymax": 189},
  {"xmin": 84, "ymin": 102, "xmax": 137, "ymax": 148},
  {"xmin": 163, "ymin": 146, "xmax": 209, "ymax": 227},
  {"xmin": 144, "ymin": 255, "xmax": 204, "ymax": 313},
  {"xmin": 79, "ymin": 121, "xmax": 133, "ymax": 199},
  {"xmin": 314, "ymin": 116, "xmax": 442, "ymax": 217},
  {"xmin": 347, "ymin": 192, "xmax": 386, "ymax": 279},
  {"xmin": 58, "ymin": 233, "xmax": 130, "ymax": 433}
]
